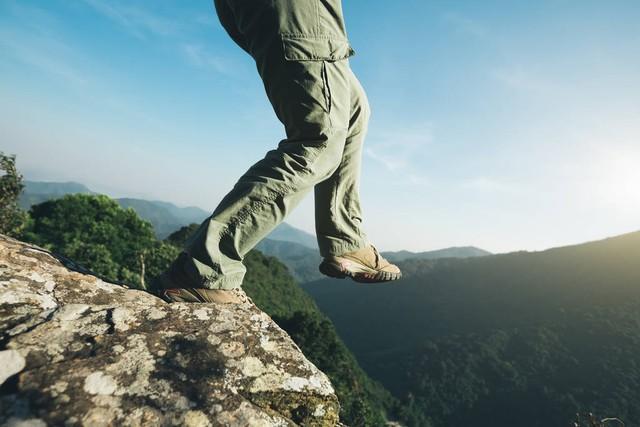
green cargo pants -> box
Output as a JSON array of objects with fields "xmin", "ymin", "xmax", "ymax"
[{"xmin": 172, "ymin": 0, "xmax": 370, "ymax": 289}]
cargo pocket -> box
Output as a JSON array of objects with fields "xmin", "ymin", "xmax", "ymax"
[
  {"xmin": 281, "ymin": 35, "xmax": 354, "ymax": 116},
  {"xmin": 278, "ymin": 35, "xmax": 354, "ymax": 133}
]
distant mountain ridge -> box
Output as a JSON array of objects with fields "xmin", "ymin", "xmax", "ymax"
[
  {"xmin": 254, "ymin": 242, "xmax": 492, "ymax": 283},
  {"xmin": 19, "ymin": 181, "xmax": 95, "ymax": 209},
  {"xmin": 19, "ymin": 181, "xmax": 491, "ymax": 274},
  {"xmin": 116, "ymin": 198, "xmax": 210, "ymax": 238},
  {"xmin": 255, "ymin": 238, "xmax": 323, "ymax": 282},
  {"xmin": 382, "ymin": 246, "xmax": 491, "ymax": 262},
  {"xmin": 266, "ymin": 222, "xmax": 317, "ymax": 249},
  {"xmin": 18, "ymin": 181, "xmax": 320, "ymax": 244},
  {"xmin": 19, "ymin": 181, "xmax": 211, "ymax": 238},
  {"xmin": 23, "ymin": 180, "xmax": 94, "ymax": 196}
]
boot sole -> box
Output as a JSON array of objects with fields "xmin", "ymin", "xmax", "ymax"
[{"xmin": 319, "ymin": 260, "xmax": 402, "ymax": 283}]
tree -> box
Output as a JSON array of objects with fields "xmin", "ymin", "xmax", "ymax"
[
  {"xmin": 23, "ymin": 194, "xmax": 161, "ymax": 288},
  {"xmin": 143, "ymin": 239, "xmax": 180, "ymax": 287},
  {"xmin": 0, "ymin": 152, "xmax": 28, "ymax": 236},
  {"xmin": 165, "ymin": 223, "xmax": 199, "ymax": 248}
]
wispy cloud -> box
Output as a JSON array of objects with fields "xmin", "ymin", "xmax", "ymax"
[
  {"xmin": 81, "ymin": 0, "xmax": 237, "ymax": 77},
  {"xmin": 365, "ymin": 124, "xmax": 434, "ymax": 185},
  {"xmin": 0, "ymin": 2, "xmax": 171, "ymax": 128},
  {"xmin": 3, "ymin": 0, "xmax": 60, "ymax": 34},
  {"xmin": 0, "ymin": 3, "xmax": 88, "ymax": 87},
  {"xmin": 490, "ymin": 65, "xmax": 558, "ymax": 97},
  {"xmin": 0, "ymin": 31, "xmax": 87, "ymax": 86},
  {"xmin": 442, "ymin": 12, "xmax": 488, "ymax": 38},
  {"xmin": 461, "ymin": 177, "xmax": 517, "ymax": 194},
  {"xmin": 182, "ymin": 43, "xmax": 235, "ymax": 75},
  {"xmin": 81, "ymin": 0, "xmax": 178, "ymax": 39},
  {"xmin": 193, "ymin": 12, "xmax": 218, "ymax": 28},
  {"xmin": 365, "ymin": 144, "xmax": 410, "ymax": 172}
]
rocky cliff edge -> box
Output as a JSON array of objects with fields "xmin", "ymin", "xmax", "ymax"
[{"xmin": 0, "ymin": 234, "xmax": 340, "ymax": 426}]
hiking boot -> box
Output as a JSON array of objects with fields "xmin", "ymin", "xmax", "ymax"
[
  {"xmin": 319, "ymin": 244, "xmax": 402, "ymax": 283},
  {"xmin": 150, "ymin": 266, "xmax": 241, "ymax": 304},
  {"xmin": 160, "ymin": 287, "xmax": 242, "ymax": 304}
]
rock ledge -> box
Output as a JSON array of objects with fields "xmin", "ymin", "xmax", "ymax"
[{"xmin": 0, "ymin": 235, "xmax": 339, "ymax": 426}]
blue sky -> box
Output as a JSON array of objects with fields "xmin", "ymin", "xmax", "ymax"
[{"xmin": 2, "ymin": 0, "xmax": 639, "ymax": 253}]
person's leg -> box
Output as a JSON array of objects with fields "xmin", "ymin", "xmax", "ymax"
[
  {"xmin": 315, "ymin": 67, "xmax": 370, "ymax": 257},
  {"xmin": 314, "ymin": 68, "xmax": 403, "ymax": 283},
  {"xmin": 153, "ymin": 0, "xmax": 359, "ymax": 294},
  {"xmin": 160, "ymin": 55, "xmax": 354, "ymax": 291}
]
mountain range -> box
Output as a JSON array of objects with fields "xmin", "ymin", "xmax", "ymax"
[
  {"xmin": 301, "ymin": 231, "xmax": 640, "ymax": 426},
  {"xmin": 17, "ymin": 180, "xmax": 639, "ymax": 425},
  {"xmin": 19, "ymin": 181, "xmax": 317, "ymax": 243},
  {"xmin": 382, "ymin": 246, "xmax": 491, "ymax": 262},
  {"xmin": 20, "ymin": 181, "xmax": 490, "ymax": 280}
]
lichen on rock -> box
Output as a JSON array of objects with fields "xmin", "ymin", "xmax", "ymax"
[{"xmin": 0, "ymin": 235, "xmax": 340, "ymax": 426}]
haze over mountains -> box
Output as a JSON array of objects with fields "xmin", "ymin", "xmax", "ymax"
[
  {"xmin": 20, "ymin": 181, "xmax": 209, "ymax": 238},
  {"xmin": 382, "ymin": 246, "xmax": 491, "ymax": 263},
  {"xmin": 19, "ymin": 181, "xmax": 317, "ymax": 243},
  {"xmin": 20, "ymin": 181, "xmax": 491, "ymax": 278}
]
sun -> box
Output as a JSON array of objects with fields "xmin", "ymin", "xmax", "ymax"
[{"xmin": 593, "ymin": 144, "xmax": 640, "ymax": 212}]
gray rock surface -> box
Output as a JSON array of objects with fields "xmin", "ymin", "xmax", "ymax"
[{"xmin": 0, "ymin": 235, "xmax": 340, "ymax": 426}]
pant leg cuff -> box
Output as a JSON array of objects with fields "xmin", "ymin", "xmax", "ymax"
[
  {"xmin": 319, "ymin": 237, "xmax": 368, "ymax": 258},
  {"xmin": 202, "ymin": 272, "xmax": 245, "ymax": 290}
]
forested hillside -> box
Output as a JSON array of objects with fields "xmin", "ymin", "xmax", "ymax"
[
  {"xmin": 255, "ymin": 238, "xmax": 324, "ymax": 282},
  {"xmin": 303, "ymin": 232, "xmax": 640, "ymax": 426},
  {"xmin": 12, "ymin": 175, "xmax": 640, "ymax": 426},
  {"xmin": 19, "ymin": 181, "xmax": 210, "ymax": 238},
  {"xmin": 19, "ymin": 180, "xmax": 317, "ymax": 243}
]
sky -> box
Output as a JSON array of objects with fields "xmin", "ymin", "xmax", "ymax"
[{"xmin": 2, "ymin": 0, "xmax": 639, "ymax": 254}]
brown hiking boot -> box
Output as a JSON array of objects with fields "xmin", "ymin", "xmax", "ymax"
[
  {"xmin": 150, "ymin": 268, "xmax": 242, "ymax": 304},
  {"xmin": 160, "ymin": 288, "xmax": 242, "ymax": 304},
  {"xmin": 319, "ymin": 244, "xmax": 402, "ymax": 283}
]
